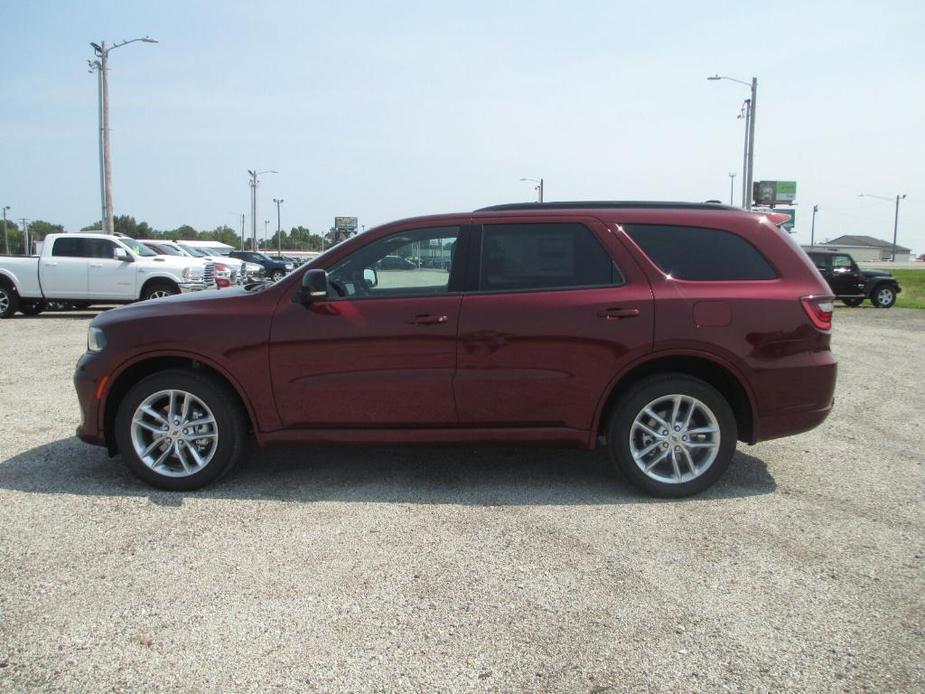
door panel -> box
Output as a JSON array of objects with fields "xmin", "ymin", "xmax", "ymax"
[
  {"xmin": 455, "ymin": 286, "xmax": 653, "ymax": 429},
  {"xmin": 40, "ymin": 257, "xmax": 89, "ymax": 298},
  {"xmin": 454, "ymin": 219, "xmax": 653, "ymax": 431},
  {"xmin": 269, "ymin": 295, "xmax": 461, "ymax": 428}
]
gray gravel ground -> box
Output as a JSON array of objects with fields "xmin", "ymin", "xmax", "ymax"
[{"xmin": 0, "ymin": 306, "xmax": 923, "ymax": 693}]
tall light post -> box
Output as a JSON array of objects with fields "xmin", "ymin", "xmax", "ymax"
[
  {"xmin": 248, "ymin": 169, "xmax": 277, "ymax": 251},
  {"xmin": 728, "ymin": 172, "xmax": 737, "ymax": 206},
  {"xmin": 88, "ymin": 36, "xmax": 158, "ymax": 234},
  {"xmin": 859, "ymin": 193, "xmax": 907, "ymax": 261},
  {"xmin": 520, "ymin": 177, "xmax": 544, "ymax": 203},
  {"xmin": 20, "ymin": 218, "xmax": 30, "ymax": 255},
  {"xmin": 810, "ymin": 205, "xmax": 819, "ymax": 247},
  {"xmin": 708, "ymin": 74, "xmax": 758, "ymax": 210},
  {"xmin": 273, "ymin": 198, "xmax": 284, "ymax": 257},
  {"xmin": 2, "ymin": 206, "xmax": 9, "ymax": 255}
]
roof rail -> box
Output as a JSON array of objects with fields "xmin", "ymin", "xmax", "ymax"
[{"xmin": 474, "ymin": 201, "xmax": 741, "ymax": 213}]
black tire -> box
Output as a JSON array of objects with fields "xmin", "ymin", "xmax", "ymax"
[
  {"xmin": 0, "ymin": 284, "xmax": 20, "ymax": 319},
  {"xmin": 271, "ymin": 270, "xmax": 285, "ymax": 282},
  {"xmin": 870, "ymin": 284, "xmax": 897, "ymax": 308},
  {"xmin": 114, "ymin": 369, "xmax": 247, "ymax": 491},
  {"xmin": 842, "ymin": 297, "xmax": 864, "ymax": 307},
  {"xmin": 19, "ymin": 302, "xmax": 45, "ymax": 316},
  {"xmin": 606, "ymin": 374, "xmax": 737, "ymax": 498},
  {"xmin": 141, "ymin": 282, "xmax": 179, "ymax": 301}
]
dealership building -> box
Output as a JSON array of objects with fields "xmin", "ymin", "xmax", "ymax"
[{"xmin": 802, "ymin": 235, "xmax": 912, "ymax": 263}]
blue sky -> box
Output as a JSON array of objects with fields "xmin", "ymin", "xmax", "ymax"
[{"xmin": 2, "ymin": 0, "xmax": 924, "ymax": 253}]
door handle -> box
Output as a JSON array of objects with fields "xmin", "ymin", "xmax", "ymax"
[
  {"xmin": 89, "ymin": 264, "xmax": 103, "ymax": 269},
  {"xmin": 407, "ymin": 314, "xmax": 449, "ymax": 325},
  {"xmin": 44, "ymin": 262, "xmax": 58, "ymax": 268},
  {"xmin": 597, "ymin": 307, "xmax": 640, "ymax": 320}
]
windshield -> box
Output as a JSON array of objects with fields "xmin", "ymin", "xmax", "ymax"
[
  {"xmin": 121, "ymin": 238, "xmax": 157, "ymax": 257},
  {"xmin": 251, "ymin": 252, "xmax": 272, "ymax": 262},
  {"xmin": 178, "ymin": 243, "xmax": 209, "ymax": 257},
  {"xmin": 206, "ymin": 246, "xmax": 232, "ymax": 256},
  {"xmin": 149, "ymin": 243, "xmax": 182, "ymax": 256}
]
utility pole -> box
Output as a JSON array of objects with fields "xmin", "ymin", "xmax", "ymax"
[
  {"xmin": 88, "ymin": 37, "xmax": 157, "ymax": 234},
  {"xmin": 520, "ymin": 177, "xmax": 544, "ymax": 203},
  {"xmin": 810, "ymin": 205, "xmax": 819, "ymax": 247},
  {"xmin": 264, "ymin": 219, "xmax": 269, "ymax": 250},
  {"xmin": 240, "ymin": 213, "xmax": 245, "ymax": 251},
  {"xmin": 728, "ymin": 172, "xmax": 737, "ymax": 206},
  {"xmin": 20, "ymin": 219, "xmax": 30, "ymax": 255},
  {"xmin": 2, "ymin": 206, "xmax": 9, "ymax": 255},
  {"xmin": 273, "ymin": 198, "xmax": 284, "ymax": 257},
  {"xmin": 891, "ymin": 194, "xmax": 906, "ymax": 262}
]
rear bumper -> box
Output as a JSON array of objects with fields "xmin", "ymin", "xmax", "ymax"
[{"xmin": 753, "ymin": 355, "xmax": 837, "ymax": 442}]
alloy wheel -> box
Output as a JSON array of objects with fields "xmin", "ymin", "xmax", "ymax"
[
  {"xmin": 130, "ymin": 389, "xmax": 218, "ymax": 477},
  {"xmin": 877, "ymin": 287, "xmax": 894, "ymax": 306},
  {"xmin": 0, "ymin": 289, "xmax": 8, "ymax": 314},
  {"xmin": 629, "ymin": 394, "xmax": 721, "ymax": 484}
]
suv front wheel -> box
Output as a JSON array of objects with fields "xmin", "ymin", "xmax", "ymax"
[
  {"xmin": 607, "ymin": 374, "xmax": 737, "ymax": 497},
  {"xmin": 114, "ymin": 369, "xmax": 246, "ymax": 491},
  {"xmin": 871, "ymin": 285, "xmax": 897, "ymax": 308}
]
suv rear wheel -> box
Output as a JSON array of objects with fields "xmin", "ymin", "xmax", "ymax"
[
  {"xmin": 114, "ymin": 369, "xmax": 246, "ymax": 491},
  {"xmin": 606, "ymin": 374, "xmax": 737, "ymax": 497}
]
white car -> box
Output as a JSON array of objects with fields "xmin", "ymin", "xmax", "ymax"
[
  {"xmin": 0, "ymin": 233, "xmax": 214, "ymax": 318},
  {"xmin": 175, "ymin": 242, "xmax": 264, "ymax": 281}
]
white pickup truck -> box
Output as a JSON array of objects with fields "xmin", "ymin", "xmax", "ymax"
[{"xmin": 0, "ymin": 233, "xmax": 215, "ymax": 318}]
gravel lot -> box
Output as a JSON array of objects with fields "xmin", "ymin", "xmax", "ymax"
[{"xmin": 0, "ymin": 307, "xmax": 923, "ymax": 693}]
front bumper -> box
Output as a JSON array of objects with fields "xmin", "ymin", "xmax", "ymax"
[
  {"xmin": 178, "ymin": 281, "xmax": 212, "ymax": 293},
  {"xmin": 74, "ymin": 351, "xmax": 106, "ymax": 447}
]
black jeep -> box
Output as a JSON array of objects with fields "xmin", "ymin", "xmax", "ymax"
[{"xmin": 808, "ymin": 250, "xmax": 902, "ymax": 308}]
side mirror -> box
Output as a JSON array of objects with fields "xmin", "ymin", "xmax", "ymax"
[
  {"xmin": 815, "ymin": 265, "xmax": 829, "ymax": 274},
  {"xmin": 363, "ymin": 267, "xmax": 378, "ymax": 287},
  {"xmin": 114, "ymin": 247, "xmax": 134, "ymax": 262},
  {"xmin": 295, "ymin": 269, "xmax": 329, "ymax": 305}
]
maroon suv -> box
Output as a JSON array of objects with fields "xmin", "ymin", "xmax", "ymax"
[{"xmin": 74, "ymin": 202, "xmax": 837, "ymax": 496}]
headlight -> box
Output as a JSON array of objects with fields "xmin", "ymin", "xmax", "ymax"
[
  {"xmin": 285, "ymin": 263, "xmax": 293, "ymax": 270},
  {"xmin": 88, "ymin": 327, "xmax": 106, "ymax": 353},
  {"xmin": 181, "ymin": 266, "xmax": 203, "ymax": 280}
]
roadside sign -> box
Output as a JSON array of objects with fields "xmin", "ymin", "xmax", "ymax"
[
  {"xmin": 753, "ymin": 180, "xmax": 797, "ymax": 207},
  {"xmin": 334, "ymin": 216, "xmax": 358, "ymax": 234}
]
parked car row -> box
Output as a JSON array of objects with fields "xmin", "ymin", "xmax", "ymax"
[{"xmin": 0, "ymin": 234, "xmax": 315, "ymax": 317}]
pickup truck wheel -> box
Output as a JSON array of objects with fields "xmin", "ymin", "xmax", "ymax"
[
  {"xmin": 142, "ymin": 282, "xmax": 178, "ymax": 301},
  {"xmin": 0, "ymin": 285, "xmax": 19, "ymax": 319},
  {"xmin": 114, "ymin": 369, "xmax": 246, "ymax": 491},
  {"xmin": 19, "ymin": 302, "xmax": 45, "ymax": 316},
  {"xmin": 842, "ymin": 297, "xmax": 864, "ymax": 307},
  {"xmin": 606, "ymin": 374, "xmax": 737, "ymax": 498},
  {"xmin": 871, "ymin": 285, "xmax": 896, "ymax": 308}
]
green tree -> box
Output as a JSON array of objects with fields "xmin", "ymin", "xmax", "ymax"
[
  {"xmin": 26, "ymin": 220, "xmax": 64, "ymax": 242},
  {"xmin": 202, "ymin": 225, "xmax": 241, "ymax": 248},
  {"xmin": 2, "ymin": 219, "xmax": 20, "ymax": 254},
  {"xmin": 112, "ymin": 215, "xmax": 138, "ymax": 237},
  {"xmin": 81, "ymin": 221, "xmax": 102, "ymax": 231}
]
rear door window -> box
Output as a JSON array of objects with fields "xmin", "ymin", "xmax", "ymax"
[
  {"xmin": 479, "ymin": 223, "xmax": 620, "ymax": 292},
  {"xmin": 623, "ymin": 224, "xmax": 776, "ymax": 280},
  {"xmin": 51, "ymin": 237, "xmax": 88, "ymax": 257}
]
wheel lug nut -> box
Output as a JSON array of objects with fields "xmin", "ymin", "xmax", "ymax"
[
  {"xmin": 662, "ymin": 442, "xmax": 669, "ymax": 448},
  {"xmin": 662, "ymin": 430, "xmax": 668, "ymax": 436},
  {"xmin": 674, "ymin": 425, "xmax": 681, "ymax": 431},
  {"xmin": 674, "ymin": 446, "xmax": 680, "ymax": 452},
  {"xmin": 682, "ymin": 435, "xmax": 688, "ymax": 441}
]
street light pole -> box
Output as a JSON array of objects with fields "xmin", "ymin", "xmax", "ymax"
[
  {"xmin": 708, "ymin": 74, "xmax": 758, "ymax": 209},
  {"xmin": 810, "ymin": 205, "xmax": 819, "ymax": 247},
  {"xmin": 858, "ymin": 193, "xmax": 907, "ymax": 261},
  {"xmin": 273, "ymin": 198, "xmax": 284, "ymax": 257},
  {"xmin": 520, "ymin": 177, "xmax": 544, "ymax": 203},
  {"xmin": 248, "ymin": 169, "xmax": 277, "ymax": 252},
  {"xmin": 89, "ymin": 36, "xmax": 157, "ymax": 234},
  {"xmin": 240, "ymin": 213, "xmax": 245, "ymax": 251},
  {"xmin": 264, "ymin": 219, "xmax": 269, "ymax": 250},
  {"xmin": 728, "ymin": 172, "xmax": 737, "ymax": 206}
]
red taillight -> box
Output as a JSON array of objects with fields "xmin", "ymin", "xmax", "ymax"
[{"xmin": 801, "ymin": 296, "xmax": 834, "ymax": 331}]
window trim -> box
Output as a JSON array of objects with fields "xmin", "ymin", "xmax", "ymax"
[
  {"xmin": 467, "ymin": 222, "xmax": 625, "ymax": 295},
  {"xmin": 323, "ymin": 225, "xmax": 469, "ymax": 302},
  {"xmin": 621, "ymin": 222, "xmax": 780, "ymax": 282}
]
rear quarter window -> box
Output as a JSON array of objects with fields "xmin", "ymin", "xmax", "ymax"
[{"xmin": 623, "ymin": 224, "xmax": 776, "ymax": 281}]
